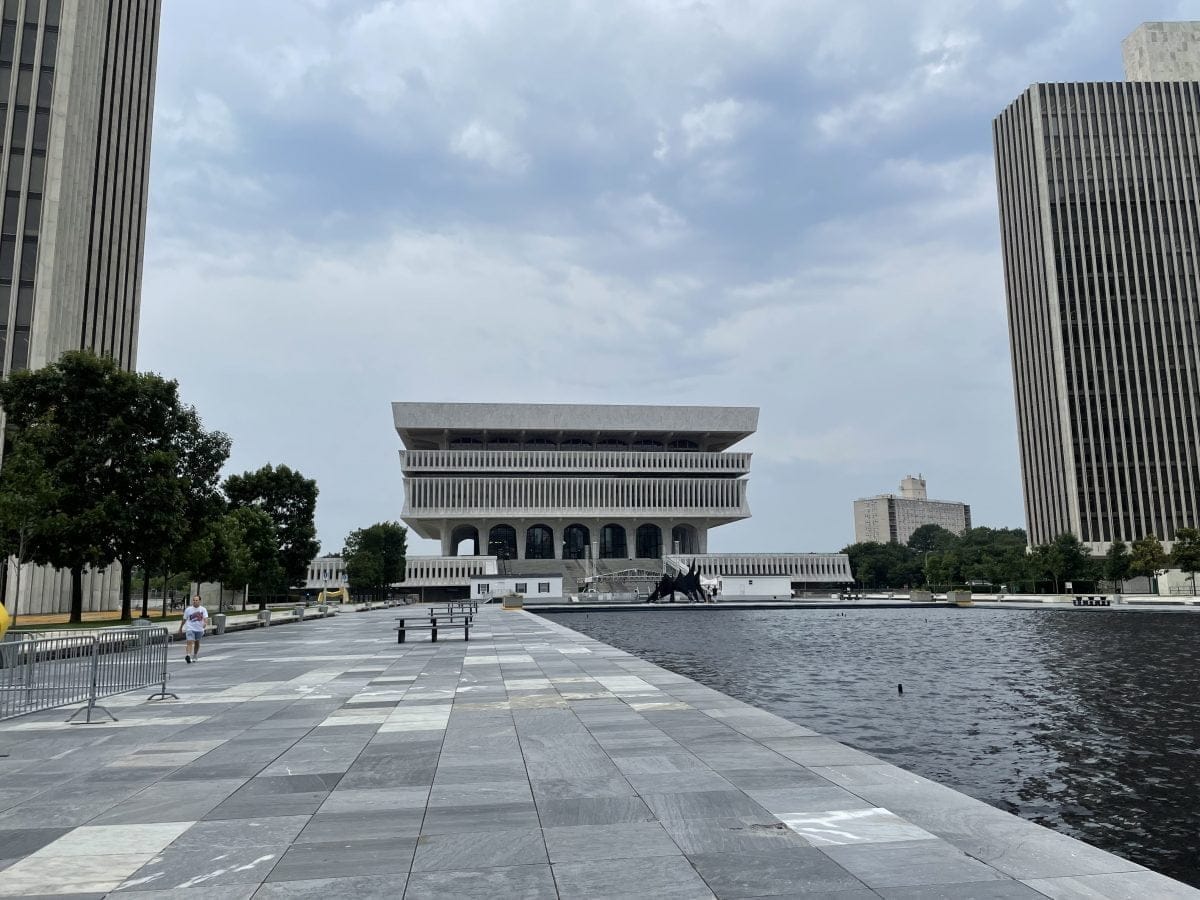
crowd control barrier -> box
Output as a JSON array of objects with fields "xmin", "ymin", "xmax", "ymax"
[{"xmin": 0, "ymin": 626, "xmax": 177, "ymax": 724}]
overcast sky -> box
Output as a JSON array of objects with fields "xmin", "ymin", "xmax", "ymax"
[{"xmin": 138, "ymin": 0, "xmax": 1197, "ymax": 557}]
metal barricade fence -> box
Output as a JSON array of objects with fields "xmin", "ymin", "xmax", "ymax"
[{"xmin": 0, "ymin": 626, "xmax": 177, "ymax": 724}]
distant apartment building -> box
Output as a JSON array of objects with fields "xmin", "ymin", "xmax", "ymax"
[
  {"xmin": 853, "ymin": 476, "xmax": 971, "ymax": 545},
  {"xmin": 994, "ymin": 22, "xmax": 1200, "ymax": 551}
]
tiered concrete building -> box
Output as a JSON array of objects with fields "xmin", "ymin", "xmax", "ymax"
[
  {"xmin": 994, "ymin": 22, "xmax": 1200, "ymax": 551},
  {"xmin": 853, "ymin": 476, "xmax": 971, "ymax": 545},
  {"xmin": 394, "ymin": 402, "xmax": 757, "ymax": 561},
  {"xmin": 1, "ymin": 0, "xmax": 162, "ymax": 614},
  {"xmin": 393, "ymin": 402, "xmax": 853, "ymax": 599}
]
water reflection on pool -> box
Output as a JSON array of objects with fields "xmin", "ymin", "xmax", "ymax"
[{"xmin": 543, "ymin": 607, "xmax": 1200, "ymax": 887}]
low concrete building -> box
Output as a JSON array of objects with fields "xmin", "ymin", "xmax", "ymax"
[
  {"xmin": 305, "ymin": 556, "xmax": 348, "ymax": 590},
  {"xmin": 470, "ymin": 573, "xmax": 564, "ymax": 602},
  {"xmin": 720, "ymin": 575, "xmax": 792, "ymax": 599}
]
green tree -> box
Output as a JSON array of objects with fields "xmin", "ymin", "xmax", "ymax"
[
  {"xmin": 1102, "ymin": 539, "xmax": 1132, "ymax": 593},
  {"xmin": 1026, "ymin": 533, "xmax": 1094, "ymax": 593},
  {"xmin": 344, "ymin": 522, "xmax": 408, "ymax": 600},
  {"xmin": 906, "ymin": 524, "xmax": 959, "ymax": 554},
  {"xmin": 842, "ymin": 541, "xmax": 921, "ymax": 589},
  {"xmin": 214, "ymin": 507, "xmax": 282, "ymax": 607},
  {"xmin": 1130, "ymin": 534, "xmax": 1169, "ymax": 593},
  {"xmin": 0, "ymin": 431, "xmax": 59, "ymax": 624},
  {"xmin": 225, "ymin": 464, "xmax": 320, "ymax": 592},
  {"xmin": 1170, "ymin": 528, "xmax": 1200, "ymax": 596},
  {"xmin": 0, "ymin": 352, "xmax": 136, "ymax": 622}
]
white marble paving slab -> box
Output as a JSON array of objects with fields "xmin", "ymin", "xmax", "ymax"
[
  {"xmin": 0, "ymin": 852, "xmax": 157, "ymax": 895},
  {"xmin": 32, "ymin": 821, "xmax": 193, "ymax": 857},
  {"xmin": 778, "ymin": 807, "xmax": 939, "ymax": 845}
]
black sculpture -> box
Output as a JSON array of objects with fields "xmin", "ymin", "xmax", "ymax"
[{"xmin": 646, "ymin": 561, "xmax": 710, "ymax": 603}]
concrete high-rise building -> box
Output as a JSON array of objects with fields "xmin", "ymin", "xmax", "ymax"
[
  {"xmin": 993, "ymin": 22, "xmax": 1200, "ymax": 552},
  {"xmin": 1, "ymin": 0, "xmax": 161, "ymax": 377},
  {"xmin": 853, "ymin": 476, "xmax": 971, "ymax": 546},
  {"xmin": 0, "ymin": 0, "xmax": 162, "ymax": 614}
]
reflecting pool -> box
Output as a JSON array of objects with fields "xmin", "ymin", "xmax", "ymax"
[{"xmin": 543, "ymin": 607, "xmax": 1200, "ymax": 887}]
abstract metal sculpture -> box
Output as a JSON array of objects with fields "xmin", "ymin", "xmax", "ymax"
[{"xmin": 646, "ymin": 561, "xmax": 711, "ymax": 603}]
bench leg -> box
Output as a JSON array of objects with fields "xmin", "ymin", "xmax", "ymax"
[
  {"xmin": 431, "ymin": 617, "xmax": 438, "ymax": 642},
  {"xmin": 398, "ymin": 622, "xmax": 406, "ymax": 644}
]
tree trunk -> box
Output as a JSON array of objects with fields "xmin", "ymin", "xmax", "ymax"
[
  {"xmin": 120, "ymin": 559, "xmax": 132, "ymax": 622},
  {"xmin": 162, "ymin": 570, "xmax": 171, "ymax": 618},
  {"xmin": 70, "ymin": 567, "xmax": 84, "ymax": 624},
  {"xmin": 141, "ymin": 570, "xmax": 151, "ymax": 618}
]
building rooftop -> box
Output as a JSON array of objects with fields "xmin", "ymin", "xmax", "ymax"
[{"xmin": 392, "ymin": 402, "xmax": 759, "ymax": 451}]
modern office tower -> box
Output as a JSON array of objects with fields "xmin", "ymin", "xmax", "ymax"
[
  {"xmin": 0, "ymin": 0, "xmax": 162, "ymax": 614},
  {"xmin": 0, "ymin": 0, "xmax": 161, "ymax": 377},
  {"xmin": 394, "ymin": 402, "xmax": 758, "ymax": 561},
  {"xmin": 994, "ymin": 22, "xmax": 1200, "ymax": 552},
  {"xmin": 853, "ymin": 475, "xmax": 971, "ymax": 545}
]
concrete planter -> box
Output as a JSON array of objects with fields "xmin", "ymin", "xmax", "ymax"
[
  {"xmin": 910, "ymin": 590, "xmax": 934, "ymax": 603},
  {"xmin": 947, "ymin": 590, "xmax": 974, "ymax": 607},
  {"xmin": 501, "ymin": 593, "xmax": 524, "ymax": 610}
]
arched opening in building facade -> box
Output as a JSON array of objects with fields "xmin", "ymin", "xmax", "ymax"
[
  {"xmin": 562, "ymin": 524, "xmax": 590, "ymax": 559},
  {"xmin": 671, "ymin": 524, "xmax": 699, "ymax": 555},
  {"xmin": 600, "ymin": 524, "xmax": 627, "ymax": 559},
  {"xmin": 636, "ymin": 524, "xmax": 662, "ymax": 559},
  {"xmin": 450, "ymin": 525, "xmax": 479, "ymax": 556},
  {"xmin": 525, "ymin": 524, "xmax": 554, "ymax": 560},
  {"xmin": 488, "ymin": 524, "xmax": 517, "ymax": 561}
]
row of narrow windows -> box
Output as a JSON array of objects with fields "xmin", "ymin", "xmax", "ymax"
[{"xmin": 406, "ymin": 477, "xmax": 746, "ymax": 510}]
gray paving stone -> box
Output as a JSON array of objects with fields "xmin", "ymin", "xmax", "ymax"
[
  {"xmin": 168, "ymin": 816, "xmax": 311, "ymax": 849},
  {"xmin": 412, "ymin": 827, "xmax": 548, "ymax": 871},
  {"xmin": 688, "ymin": 849, "xmax": 867, "ymax": 897},
  {"xmin": 427, "ymin": 780, "xmax": 534, "ymax": 806},
  {"xmin": 536, "ymin": 795, "xmax": 656, "ymax": 827},
  {"xmin": 881, "ymin": 881, "xmax": 1047, "ymax": 899},
  {"xmin": 294, "ymin": 808, "xmax": 424, "ymax": 843},
  {"xmin": 249, "ymin": 873, "xmax": 408, "ymax": 898},
  {"xmin": 1021, "ymin": 870, "xmax": 1200, "ymax": 899},
  {"xmin": 117, "ymin": 887, "xmax": 256, "ymax": 899},
  {"xmin": 404, "ymin": 863, "xmax": 557, "ymax": 899},
  {"xmin": 205, "ymin": 793, "xmax": 329, "ymax": 820},
  {"xmin": 746, "ymin": 785, "xmax": 877, "ymax": 814},
  {"xmin": 641, "ymin": 789, "xmax": 773, "ymax": 821},
  {"xmin": 316, "ymin": 787, "xmax": 430, "ymax": 813},
  {"xmin": 544, "ymin": 822, "xmax": 682, "ymax": 862},
  {"xmin": 659, "ymin": 816, "xmax": 812, "ymax": 855},
  {"xmin": 553, "ymin": 854, "xmax": 716, "ymax": 899},
  {"xmin": 116, "ymin": 846, "xmax": 287, "ymax": 891},
  {"xmin": 0, "ymin": 827, "xmax": 72, "ymax": 858},
  {"xmin": 420, "ymin": 801, "xmax": 542, "ymax": 834},
  {"xmin": 822, "ymin": 839, "xmax": 1012, "ymax": 889},
  {"xmin": 531, "ymin": 773, "xmax": 637, "ymax": 801},
  {"xmin": 627, "ymin": 770, "xmax": 739, "ymax": 794},
  {"xmin": 266, "ymin": 837, "xmax": 417, "ymax": 881}
]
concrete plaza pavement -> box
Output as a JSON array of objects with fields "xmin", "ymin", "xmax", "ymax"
[{"xmin": 0, "ymin": 606, "xmax": 1195, "ymax": 898}]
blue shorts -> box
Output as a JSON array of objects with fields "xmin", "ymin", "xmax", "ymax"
[{"xmin": 184, "ymin": 629, "xmax": 203, "ymax": 641}]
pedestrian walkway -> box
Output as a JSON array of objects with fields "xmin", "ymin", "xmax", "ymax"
[{"xmin": 0, "ymin": 606, "xmax": 1194, "ymax": 897}]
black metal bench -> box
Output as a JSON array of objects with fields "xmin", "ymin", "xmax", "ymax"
[
  {"xmin": 396, "ymin": 614, "xmax": 471, "ymax": 643},
  {"xmin": 1072, "ymin": 596, "xmax": 1112, "ymax": 607}
]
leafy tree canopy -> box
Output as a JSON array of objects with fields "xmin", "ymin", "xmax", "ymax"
[
  {"xmin": 344, "ymin": 522, "xmax": 408, "ymax": 596},
  {"xmin": 225, "ymin": 464, "xmax": 319, "ymax": 590}
]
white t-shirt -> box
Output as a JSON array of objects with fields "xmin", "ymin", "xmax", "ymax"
[{"xmin": 183, "ymin": 605, "xmax": 208, "ymax": 633}]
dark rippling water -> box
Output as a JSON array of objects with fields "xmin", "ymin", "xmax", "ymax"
[{"xmin": 542, "ymin": 607, "xmax": 1200, "ymax": 887}]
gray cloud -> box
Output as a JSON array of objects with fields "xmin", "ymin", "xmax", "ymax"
[{"xmin": 140, "ymin": 0, "xmax": 1188, "ymax": 554}]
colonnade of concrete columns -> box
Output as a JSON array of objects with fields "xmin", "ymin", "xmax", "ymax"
[{"xmin": 437, "ymin": 519, "xmax": 709, "ymax": 560}]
